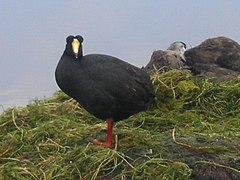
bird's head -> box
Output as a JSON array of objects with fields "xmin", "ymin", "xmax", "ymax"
[
  {"xmin": 167, "ymin": 42, "xmax": 186, "ymax": 54},
  {"xmin": 167, "ymin": 42, "xmax": 187, "ymax": 61},
  {"xmin": 65, "ymin": 35, "xmax": 84, "ymax": 59}
]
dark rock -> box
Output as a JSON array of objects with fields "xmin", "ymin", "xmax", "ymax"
[
  {"xmin": 191, "ymin": 163, "xmax": 240, "ymax": 180},
  {"xmin": 144, "ymin": 50, "xmax": 187, "ymax": 73},
  {"xmin": 185, "ymin": 37, "xmax": 240, "ymax": 81},
  {"xmin": 144, "ymin": 42, "xmax": 188, "ymax": 73}
]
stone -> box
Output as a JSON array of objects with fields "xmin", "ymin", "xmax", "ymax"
[
  {"xmin": 144, "ymin": 42, "xmax": 187, "ymax": 73},
  {"xmin": 185, "ymin": 37, "xmax": 240, "ymax": 81}
]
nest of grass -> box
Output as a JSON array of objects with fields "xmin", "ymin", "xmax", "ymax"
[{"xmin": 0, "ymin": 70, "xmax": 240, "ymax": 179}]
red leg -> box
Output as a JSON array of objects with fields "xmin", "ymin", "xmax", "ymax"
[{"xmin": 92, "ymin": 118, "xmax": 114, "ymax": 147}]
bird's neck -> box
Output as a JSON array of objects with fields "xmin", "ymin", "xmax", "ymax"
[
  {"xmin": 64, "ymin": 47, "xmax": 83, "ymax": 59},
  {"xmin": 76, "ymin": 49, "xmax": 83, "ymax": 59}
]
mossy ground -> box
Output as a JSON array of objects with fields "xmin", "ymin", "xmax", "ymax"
[{"xmin": 0, "ymin": 70, "xmax": 239, "ymax": 179}]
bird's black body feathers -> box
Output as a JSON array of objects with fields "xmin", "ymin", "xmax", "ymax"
[{"xmin": 55, "ymin": 36, "xmax": 155, "ymax": 122}]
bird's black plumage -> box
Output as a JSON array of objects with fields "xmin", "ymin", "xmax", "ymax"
[{"xmin": 55, "ymin": 35, "xmax": 155, "ymax": 122}]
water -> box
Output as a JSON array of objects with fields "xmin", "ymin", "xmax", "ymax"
[{"xmin": 0, "ymin": 88, "xmax": 58, "ymax": 115}]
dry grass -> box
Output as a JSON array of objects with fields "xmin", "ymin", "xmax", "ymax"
[{"xmin": 0, "ymin": 70, "xmax": 239, "ymax": 179}]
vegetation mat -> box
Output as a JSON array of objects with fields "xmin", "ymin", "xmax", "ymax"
[{"xmin": 0, "ymin": 70, "xmax": 240, "ymax": 179}]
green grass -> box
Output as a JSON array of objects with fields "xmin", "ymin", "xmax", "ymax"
[{"xmin": 0, "ymin": 70, "xmax": 239, "ymax": 179}]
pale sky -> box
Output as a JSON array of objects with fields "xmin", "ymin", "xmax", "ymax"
[{"xmin": 1, "ymin": 1, "xmax": 240, "ymax": 112}]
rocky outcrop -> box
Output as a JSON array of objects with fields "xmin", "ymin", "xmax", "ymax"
[
  {"xmin": 144, "ymin": 42, "xmax": 187, "ymax": 73},
  {"xmin": 185, "ymin": 36, "xmax": 240, "ymax": 81}
]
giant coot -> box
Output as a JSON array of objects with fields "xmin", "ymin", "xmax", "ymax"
[{"xmin": 55, "ymin": 35, "xmax": 155, "ymax": 147}]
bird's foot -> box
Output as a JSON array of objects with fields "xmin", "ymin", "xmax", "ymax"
[{"xmin": 92, "ymin": 139, "xmax": 112, "ymax": 147}]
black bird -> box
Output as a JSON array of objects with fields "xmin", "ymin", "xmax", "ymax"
[{"xmin": 55, "ymin": 35, "xmax": 155, "ymax": 147}]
